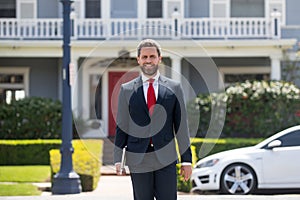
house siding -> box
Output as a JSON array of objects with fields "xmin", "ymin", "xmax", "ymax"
[
  {"xmin": 185, "ymin": 0, "xmax": 209, "ymax": 18},
  {"xmin": 286, "ymin": 0, "xmax": 300, "ymax": 25}
]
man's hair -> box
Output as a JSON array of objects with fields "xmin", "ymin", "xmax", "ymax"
[{"xmin": 137, "ymin": 39, "xmax": 161, "ymax": 57}]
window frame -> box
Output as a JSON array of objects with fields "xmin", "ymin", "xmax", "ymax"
[{"xmin": 0, "ymin": 67, "xmax": 30, "ymax": 102}]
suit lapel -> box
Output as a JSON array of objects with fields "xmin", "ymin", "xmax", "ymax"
[
  {"xmin": 156, "ymin": 76, "xmax": 168, "ymax": 105},
  {"xmin": 133, "ymin": 76, "xmax": 149, "ymax": 113}
]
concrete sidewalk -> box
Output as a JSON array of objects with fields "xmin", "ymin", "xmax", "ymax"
[
  {"xmin": 1, "ymin": 166, "xmax": 300, "ymax": 200},
  {"xmin": 2, "ymin": 176, "xmax": 300, "ymax": 200}
]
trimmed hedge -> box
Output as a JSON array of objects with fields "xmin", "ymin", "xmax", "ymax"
[
  {"xmin": 193, "ymin": 80, "xmax": 300, "ymax": 138},
  {"xmin": 0, "ymin": 140, "xmax": 61, "ymax": 165},
  {"xmin": 191, "ymin": 137, "xmax": 263, "ymax": 159},
  {"xmin": 0, "ymin": 97, "xmax": 62, "ymax": 139},
  {"xmin": 49, "ymin": 139, "xmax": 103, "ymax": 192}
]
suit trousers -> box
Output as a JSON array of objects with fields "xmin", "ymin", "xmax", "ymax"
[{"xmin": 129, "ymin": 147, "xmax": 177, "ymax": 200}]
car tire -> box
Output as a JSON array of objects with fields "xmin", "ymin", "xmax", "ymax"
[{"xmin": 220, "ymin": 163, "xmax": 257, "ymax": 195}]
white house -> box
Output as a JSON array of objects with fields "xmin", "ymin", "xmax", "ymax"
[{"xmin": 0, "ymin": 0, "xmax": 299, "ymax": 138}]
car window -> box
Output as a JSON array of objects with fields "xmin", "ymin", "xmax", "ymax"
[{"xmin": 277, "ymin": 130, "xmax": 300, "ymax": 147}]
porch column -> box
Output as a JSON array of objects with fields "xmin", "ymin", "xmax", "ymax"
[
  {"xmin": 102, "ymin": 0, "xmax": 110, "ymax": 37},
  {"xmin": 70, "ymin": 55, "xmax": 79, "ymax": 118},
  {"xmin": 137, "ymin": 0, "xmax": 146, "ymax": 39},
  {"xmin": 102, "ymin": 0, "xmax": 110, "ymax": 19},
  {"xmin": 137, "ymin": 0, "xmax": 146, "ymax": 19},
  {"xmin": 171, "ymin": 56, "xmax": 181, "ymax": 82},
  {"xmin": 270, "ymin": 55, "xmax": 281, "ymax": 80}
]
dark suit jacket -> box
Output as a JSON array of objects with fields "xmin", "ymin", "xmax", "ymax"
[{"xmin": 114, "ymin": 75, "xmax": 192, "ymax": 166}]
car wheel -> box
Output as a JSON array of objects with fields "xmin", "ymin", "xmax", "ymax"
[{"xmin": 220, "ymin": 163, "xmax": 257, "ymax": 195}]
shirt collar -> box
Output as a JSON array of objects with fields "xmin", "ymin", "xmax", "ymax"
[{"xmin": 141, "ymin": 71, "xmax": 160, "ymax": 83}]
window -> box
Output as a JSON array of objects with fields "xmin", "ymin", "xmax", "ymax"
[
  {"xmin": 0, "ymin": 0, "xmax": 16, "ymax": 18},
  {"xmin": 111, "ymin": 0, "xmax": 137, "ymax": 18},
  {"xmin": 85, "ymin": 0, "xmax": 101, "ymax": 18},
  {"xmin": 147, "ymin": 0, "xmax": 162, "ymax": 18},
  {"xmin": 224, "ymin": 74, "xmax": 270, "ymax": 84},
  {"xmin": 231, "ymin": 0, "xmax": 264, "ymax": 18},
  {"xmin": 0, "ymin": 68, "xmax": 29, "ymax": 104},
  {"xmin": 219, "ymin": 67, "xmax": 270, "ymax": 87},
  {"xmin": 278, "ymin": 131, "xmax": 300, "ymax": 147}
]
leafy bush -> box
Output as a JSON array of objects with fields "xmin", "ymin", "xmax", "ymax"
[
  {"xmin": 0, "ymin": 140, "xmax": 61, "ymax": 165},
  {"xmin": 49, "ymin": 139, "xmax": 103, "ymax": 192},
  {"xmin": 0, "ymin": 97, "xmax": 62, "ymax": 139},
  {"xmin": 193, "ymin": 80, "xmax": 300, "ymax": 138}
]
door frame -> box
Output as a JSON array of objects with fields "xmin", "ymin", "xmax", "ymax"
[{"xmin": 84, "ymin": 62, "xmax": 140, "ymax": 137}]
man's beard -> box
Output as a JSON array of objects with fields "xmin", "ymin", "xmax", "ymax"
[{"xmin": 140, "ymin": 64, "xmax": 159, "ymax": 76}]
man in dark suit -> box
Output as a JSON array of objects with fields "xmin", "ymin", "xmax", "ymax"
[{"xmin": 114, "ymin": 39, "xmax": 192, "ymax": 200}]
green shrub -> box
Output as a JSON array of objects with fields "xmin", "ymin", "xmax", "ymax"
[
  {"xmin": 193, "ymin": 80, "xmax": 300, "ymax": 138},
  {"xmin": 0, "ymin": 97, "xmax": 62, "ymax": 139},
  {"xmin": 0, "ymin": 140, "xmax": 61, "ymax": 165},
  {"xmin": 49, "ymin": 140, "xmax": 103, "ymax": 192}
]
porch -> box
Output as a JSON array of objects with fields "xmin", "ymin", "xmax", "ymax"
[{"xmin": 0, "ymin": 16, "xmax": 281, "ymax": 40}]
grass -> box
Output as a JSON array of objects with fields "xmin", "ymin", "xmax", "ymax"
[
  {"xmin": 0, "ymin": 183, "xmax": 42, "ymax": 196},
  {"xmin": 0, "ymin": 165, "xmax": 50, "ymax": 196},
  {"xmin": 0, "ymin": 165, "xmax": 50, "ymax": 182}
]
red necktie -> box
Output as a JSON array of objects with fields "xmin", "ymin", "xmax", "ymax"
[
  {"xmin": 147, "ymin": 79, "xmax": 156, "ymax": 146},
  {"xmin": 147, "ymin": 79, "xmax": 156, "ymax": 116}
]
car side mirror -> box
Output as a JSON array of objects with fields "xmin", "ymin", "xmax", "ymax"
[{"xmin": 267, "ymin": 140, "xmax": 282, "ymax": 149}]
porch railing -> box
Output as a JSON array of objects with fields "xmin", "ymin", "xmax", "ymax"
[{"xmin": 0, "ymin": 16, "xmax": 281, "ymax": 40}]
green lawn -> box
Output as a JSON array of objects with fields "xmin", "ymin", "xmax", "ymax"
[
  {"xmin": 0, "ymin": 183, "xmax": 42, "ymax": 196},
  {"xmin": 0, "ymin": 165, "xmax": 50, "ymax": 196},
  {"xmin": 0, "ymin": 165, "xmax": 50, "ymax": 182}
]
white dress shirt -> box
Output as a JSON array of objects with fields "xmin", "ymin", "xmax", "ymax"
[{"xmin": 141, "ymin": 72, "xmax": 160, "ymax": 103}]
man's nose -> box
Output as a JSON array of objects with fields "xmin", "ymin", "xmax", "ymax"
[{"xmin": 145, "ymin": 57, "xmax": 152, "ymax": 63}]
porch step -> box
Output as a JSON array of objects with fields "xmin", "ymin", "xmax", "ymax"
[{"xmin": 102, "ymin": 138, "xmax": 115, "ymax": 165}]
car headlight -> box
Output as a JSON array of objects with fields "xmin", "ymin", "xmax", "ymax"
[{"xmin": 195, "ymin": 159, "xmax": 219, "ymax": 168}]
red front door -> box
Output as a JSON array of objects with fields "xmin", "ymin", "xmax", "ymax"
[{"xmin": 108, "ymin": 71, "xmax": 139, "ymax": 137}]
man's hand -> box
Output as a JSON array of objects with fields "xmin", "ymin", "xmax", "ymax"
[
  {"xmin": 115, "ymin": 163, "xmax": 126, "ymax": 176},
  {"xmin": 180, "ymin": 165, "xmax": 192, "ymax": 181}
]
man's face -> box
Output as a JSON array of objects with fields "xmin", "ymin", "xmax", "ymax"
[{"xmin": 137, "ymin": 47, "xmax": 162, "ymax": 77}]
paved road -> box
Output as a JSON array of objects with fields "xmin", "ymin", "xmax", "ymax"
[{"xmin": 1, "ymin": 176, "xmax": 300, "ymax": 200}]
